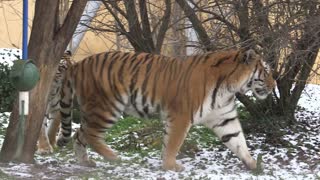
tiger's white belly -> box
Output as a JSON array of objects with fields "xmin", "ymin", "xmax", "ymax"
[{"xmin": 193, "ymin": 90, "xmax": 237, "ymax": 126}]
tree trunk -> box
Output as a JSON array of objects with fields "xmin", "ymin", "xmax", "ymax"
[
  {"xmin": 171, "ymin": 2, "xmax": 186, "ymax": 56},
  {"xmin": 175, "ymin": 0, "xmax": 215, "ymax": 51},
  {"xmin": 0, "ymin": 99, "xmax": 19, "ymax": 162},
  {"xmin": 0, "ymin": 0, "xmax": 87, "ymax": 163},
  {"xmin": 0, "ymin": 66, "xmax": 56, "ymax": 162}
]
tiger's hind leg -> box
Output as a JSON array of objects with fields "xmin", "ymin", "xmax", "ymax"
[
  {"xmin": 57, "ymin": 79, "xmax": 74, "ymax": 147},
  {"xmin": 47, "ymin": 112, "xmax": 61, "ymax": 147},
  {"xmin": 74, "ymin": 108, "xmax": 119, "ymax": 166},
  {"xmin": 83, "ymin": 126, "xmax": 118, "ymax": 161},
  {"xmin": 73, "ymin": 127, "xmax": 96, "ymax": 167},
  {"xmin": 162, "ymin": 114, "xmax": 191, "ymax": 171},
  {"xmin": 83, "ymin": 112, "xmax": 118, "ymax": 161},
  {"xmin": 37, "ymin": 117, "xmax": 54, "ymax": 154},
  {"xmin": 37, "ymin": 109, "xmax": 60, "ymax": 154}
]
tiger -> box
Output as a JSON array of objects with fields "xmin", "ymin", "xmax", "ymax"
[
  {"xmin": 37, "ymin": 50, "xmax": 73, "ymax": 155},
  {"xmin": 56, "ymin": 49, "xmax": 276, "ymax": 171}
]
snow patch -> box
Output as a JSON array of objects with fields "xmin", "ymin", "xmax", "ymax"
[{"xmin": 0, "ymin": 48, "xmax": 22, "ymax": 67}]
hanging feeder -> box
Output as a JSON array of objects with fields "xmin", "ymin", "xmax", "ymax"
[{"xmin": 9, "ymin": 59, "xmax": 39, "ymax": 91}]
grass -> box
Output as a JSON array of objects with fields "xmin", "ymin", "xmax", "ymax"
[
  {"xmin": 104, "ymin": 116, "xmax": 220, "ymax": 159},
  {"xmin": 105, "ymin": 116, "xmax": 163, "ymax": 154}
]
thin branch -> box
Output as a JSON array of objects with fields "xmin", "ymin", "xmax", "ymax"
[
  {"xmin": 123, "ymin": 0, "xmax": 146, "ymax": 52},
  {"xmin": 155, "ymin": 0, "xmax": 171, "ymax": 53},
  {"xmin": 105, "ymin": 0, "xmax": 128, "ymax": 19},
  {"xmin": 80, "ymin": 23, "xmax": 119, "ymax": 33},
  {"xmin": 101, "ymin": 1, "xmax": 129, "ymax": 36},
  {"xmin": 56, "ymin": 0, "xmax": 88, "ymax": 48},
  {"xmin": 175, "ymin": 0, "xmax": 215, "ymax": 51},
  {"xmin": 191, "ymin": 0, "xmax": 238, "ymax": 34},
  {"xmin": 139, "ymin": 0, "xmax": 155, "ymax": 52}
]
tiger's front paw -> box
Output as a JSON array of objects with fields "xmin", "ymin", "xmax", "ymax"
[
  {"xmin": 37, "ymin": 145, "xmax": 54, "ymax": 155},
  {"xmin": 243, "ymin": 158, "xmax": 257, "ymax": 170},
  {"xmin": 162, "ymin": 161, "xmax": 185, "ymax": 172},
  {"xmin": 48, "ymin": 137, "xmax": 57, "ymax": 148}
]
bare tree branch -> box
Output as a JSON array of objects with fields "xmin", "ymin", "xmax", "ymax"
[
  {"xmin": 56, "ymin": 0, "xmax": 88, "ymax": 51},
  {"xmin": 190, "ymin": 0, "xmax": 238, "ymax": 34},
  {"xmin": 139, "ymin": 0, "xmax": 155, "ymax": 51},
  {"xmin": 175, "ymin": 0, "xmax": 215, "ymax": 51},
  {"xmin": 107, "ymin": 0, "xmax": 128, "ymax": 19},
  {"xmin": 155, "ymin": 0, "xmax": 171, "ymax": 53},
  {"xmin": 124, "ymin": 0, "xmax": 147, "ymax": 52}
]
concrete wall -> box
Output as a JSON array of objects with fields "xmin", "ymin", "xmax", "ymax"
[{"xmin": 0, "ymin": 1, "xmax": 115, "ymax": 61}]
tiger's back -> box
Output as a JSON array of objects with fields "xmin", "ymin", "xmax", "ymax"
[{"xmin": 58, "ymin": 49, "xmax": 275, "ymax": 171}]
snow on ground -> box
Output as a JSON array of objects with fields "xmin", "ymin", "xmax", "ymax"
[
  {"xmin": 0, "ymin": 85, "xmax": 319, "ymax": 179},
  {"xmin": 0, "ymin": 48, "xmax": 22, "ymax": 66},
  {"xmin": 0, "ymin": 113, "xmax": 10, "ymax": 147},
  {"xmin": 298, "ymin": 84, "xmax": 320, "ymax": 111}
]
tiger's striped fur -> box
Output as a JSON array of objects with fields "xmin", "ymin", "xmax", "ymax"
[
  {"xmin": 37, "ymin": 51, "xmax": 73, "ymax": 154},
  {"xmin": 57, "ymin": 49, "xmax": 275, "ymax": 171}
]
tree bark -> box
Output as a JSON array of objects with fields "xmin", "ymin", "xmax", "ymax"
[
  {"xmin": 124, "ymin": 0, "xmax": 147, "ymax": 52},
  {"xmin": 0, "ymin": 0, "xmax": 87, "ymax": 163},
  {"xmin": 155, "ymin": 0, "xmax": 171, "ymax": 53},
  {"xmin": 235, "ymin": 0, "xmax": 250, "ymax": 43},
  {"xmin": 175, "ymin": 0, "xmax": 215, "ymax": 51},
  {"xmin": 171, "ymin": 1, "xmax": 186, "ymax": 56},
  {"xmin": 139, "ymin": 0, "xmax": 155, "ymax": 52},
  {"xmin": 99, "ymin": 0, "xmax": 172, "ymax": 54}
]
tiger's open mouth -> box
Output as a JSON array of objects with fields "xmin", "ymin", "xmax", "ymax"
[
  {"xmin": 255, "ymin": 88, "xmax": 268, "ymax": 95},
  {"xmin": 253, "ymin": 88, "xmax": 269, "ymax": 99}
]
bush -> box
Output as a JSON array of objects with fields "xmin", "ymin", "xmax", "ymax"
[{"xmin": 0, "ymin": 63, "xmax": 16, "ymax": 112}]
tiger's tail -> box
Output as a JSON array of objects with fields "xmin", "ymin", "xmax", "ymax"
[{"xmin": 56, "ymin": 73, "xmax": 74, "ymax": 147}]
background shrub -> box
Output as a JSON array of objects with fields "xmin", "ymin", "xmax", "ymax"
[
  {"xmin": 0, "ymin": 48, "xmax": 20, "ymax": 113},
  {"xmin": 0, "ymin": 62, "xmax": 16, "ymax": 112}
]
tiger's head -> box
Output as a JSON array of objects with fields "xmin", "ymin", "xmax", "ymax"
[
  {"xmin": 236, "ymin": 49, "xmax": 276, "ymax": 99},
  {"xmin": 55, "ymin": 50, "xmax": 73, "ymax": 81},
  {"xmin": 58, "ymin": 50, "xmax": 73, "ymax": 71},
  {"xmin": 211, "ymin": 49, "xmax": 275, "ymax": 99}
]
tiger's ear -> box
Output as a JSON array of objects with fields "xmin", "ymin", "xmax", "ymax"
[
  {"xmin": 240, "ymin": 49, "xmax": 257, "ymax": 64},
  {"xmin": 66, "ymin": 59, "xmax": 74, "ymax": 67},
  {"xmin": 64, "ymin": 50, "xmax": 74, "ymax": 66},
  {"xmin": 65, "ymin": 50, "xmax": 72, "ymax": 57}
]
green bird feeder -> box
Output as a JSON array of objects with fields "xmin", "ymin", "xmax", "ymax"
[{"xmin": 9, "ymin": 59, "xmax": 40, "ymax": 91}]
